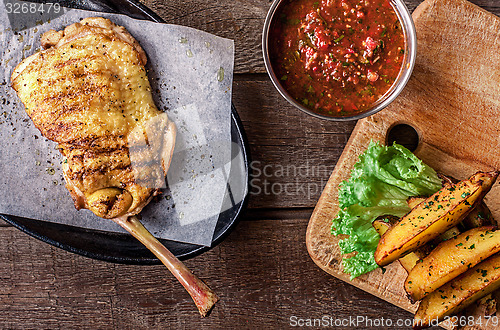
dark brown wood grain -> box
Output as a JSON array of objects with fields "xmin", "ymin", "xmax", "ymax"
[{"xmin": 0, "ymin": 220, "xmax": 416, "ymax": 329}]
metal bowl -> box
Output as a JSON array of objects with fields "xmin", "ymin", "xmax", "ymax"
[{"xmin": 262, "ymin": 0, "xmax": 417, "ymax": 121}]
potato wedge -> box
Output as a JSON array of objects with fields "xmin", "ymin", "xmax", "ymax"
[
  {"xmin": 373, "ymin": 216, "xmax": 457, "ymax": 273},
  {"xmin": 410, "ymin": 193, "xmax": 496, "ymax": 232},
  {"xmin": 406, "ymin": 196, "xmax": 426, "ymax": 209},
  {"xmin": 372, "ymin": 217, "xmax": 398, "ymax": 233},
  {"xmin": 373, "ymin": 218, "xmax": 429, "ymax": 273},
  {"xmin": 437, "ymin": 226, "xmax": 461, "ymax": 242},
  {"xmin": 437, "ymin": 173, "xmax": 456, "ymax": 187},
  {"xmin": 398, "ymin": 253, "xmax": 421, "ymax": 274},
  {"xmin": 414, "ymin": 253, "xmax": 500, "ymax": 329},
  {"xmin": 375, "ymin": 171, "xmax": 498, "ymax": 267},
  {"xmin": 405, "ymin": 226, "xmax": 500, "ymax": 301},
  {"xmin": 462, "ymin": 201, "xmax": 497, "ymax": 229},
  {"xmin": 407, "ymin": 197, "xmax": 461, "ymax": 242}
]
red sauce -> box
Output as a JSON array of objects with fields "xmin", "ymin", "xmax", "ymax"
[{"xmin": 269, "ymin": 0, "xmax": 406, "ymax": 117}]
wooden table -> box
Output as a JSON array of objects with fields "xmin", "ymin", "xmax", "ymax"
[{"xmin": 2, "ymin": 0, "xmax": 500, "ymax": 328}]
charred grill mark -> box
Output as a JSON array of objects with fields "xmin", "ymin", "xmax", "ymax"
[
  {"xmin": 40, "ymin": 70, "xmax": 108, "ymax": 87},
  {"xmin": 69, "ymin": 162, "xmax": 133, "ymax": 181},
  {"xmin": 78, "ymin": 167, "xmax": 135, "ymax": 189},
  {"xmin": 29, "ymin": 82, "xmax": 110, "ymax": 133},
  {"xmin": 69, "ymin": 154, "xmax": 84, "ymax": 164},
  {"xmin": 53, "ymin": 57, "xmax": 81, "ymax": 70},
  {"xmin": 62, "ymin": 135, "xmax": 127, "ymax": 151},
  {"xmin": 65, "ymin": 145, "xmax": 133, "ymax": 180},
  {"xmin": 52, "ymin": 54, "xmax": 101, "ymax": 70},
  {"xmin": 37, "ymin": 75, "xmax": 66, "ymax": 87},
  {"xmin": 33, "ymin": 104, "xmax": 86, "ymax": 135},
  {"xmin": 40, "ymin": 84, "xmax": 108, "ymax": 106},
  {"xmin": 43, "ymin": 121, "xmax": 84, "ymax": 141}
]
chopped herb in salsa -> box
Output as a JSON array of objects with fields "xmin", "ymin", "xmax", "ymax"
[{"xmin": 270, "ymin": 0, "xmax": 406, "ymax": 116}]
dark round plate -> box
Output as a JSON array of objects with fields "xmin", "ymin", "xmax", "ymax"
[{"xmin": 0, "ymin": 0, "xmax": 250, "ymax": 264}]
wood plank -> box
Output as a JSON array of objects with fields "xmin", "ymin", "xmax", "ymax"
[
  {"xmin": 138, "ymin": 0, "xmax": 500, "ymax": 74},
  {"xmin": 0, "ymin": 221, "xmax": 418, "ymax": 329},
  {"xmin": 306, "ymin": 0, "xmax": 500, "ymax": 328}
]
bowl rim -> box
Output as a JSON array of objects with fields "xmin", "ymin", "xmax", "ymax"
[{"xmin": 262, "ymin": 0, "xmax": 417, "ymax": 121}]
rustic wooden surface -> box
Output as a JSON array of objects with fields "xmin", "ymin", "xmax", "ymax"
[
  {"xmin": 306, "ymin": 0, "xmax": 500, "ymax": 328},
  {"xmin": 2, "ymin": 0, "xmax": 500, "ymax": 328}
]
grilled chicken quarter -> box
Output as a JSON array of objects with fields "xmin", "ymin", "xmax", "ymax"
[
  {"xmin": 10, "ymin": 17, "xmax": 218, "ymax": 316},
  {"xmin": 11, "ymin": 17, "xmax": 176, "ymax": 219}
]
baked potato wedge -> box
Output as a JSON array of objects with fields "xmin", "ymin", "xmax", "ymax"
[
  {"xmin": 406, "ymin": 196, "xmax": 426, "ymax": 209},
  {"xmin": 437, "ymin": 172, "xmax": 456, "ymax": 187},
  {"xmin": 462, "ymin": 201, "xmax": 497, "ymax": 229},
  {"xmin": 409, "ymin": 188, "xmax": 497, "ymax": 232},
  {"xmin": 398, "ymin": 253, "xmax": 421, "ymax": 274},
  {"xmin": 414, "ymin": 253, "xmax": 500, "ymax": 329},
  {"xmin": 373, "ymin": 218, "xmax": 429, "ymax": 272},
  {"xmin": 405, "ymin": 226, "xmax": 500, "ymax": 301},
  {"xmin": 375, "ymin": 171, "xmax": 498, "ymax": 267},
  {"xmin": 407, "ymin": 196, "xmax": 461, "ymax": 242},
  {"xmin": 373, "ymin": 216, "xmax": 459, "ymax": 273},
  {"xmin": 436, "ymin": 173, "xmax": 497, "ymax": 228},
  {"xmin": 372, "ymin": 217, "xmax": 398, "ymax": 233}
]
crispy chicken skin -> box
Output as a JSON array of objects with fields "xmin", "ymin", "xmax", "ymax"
[{"xmin": 11, "ymin": 17, "xmax": 176, "ymax": 219}]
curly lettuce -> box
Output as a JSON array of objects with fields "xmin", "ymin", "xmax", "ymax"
[{"xmin": 332, "ymin": 141, "xmax": 442, "ymax": 279}]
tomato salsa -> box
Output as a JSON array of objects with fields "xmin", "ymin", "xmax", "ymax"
[{"xmin": 269, "ymin": 0, "xmax": 406, "ymax": 116}]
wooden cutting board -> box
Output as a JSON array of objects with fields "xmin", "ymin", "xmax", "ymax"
[{"xmin": 306, "ymin": 0, "xmax": 500, "ymax": 327}]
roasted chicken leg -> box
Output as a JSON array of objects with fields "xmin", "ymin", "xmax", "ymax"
[
  {"xmin": 11, "ymin": 17, "xmax": 218, "ymax": 316},
  {"xmin": 12, "ymin": 17, "xmax": 175, "ymax": 219}
]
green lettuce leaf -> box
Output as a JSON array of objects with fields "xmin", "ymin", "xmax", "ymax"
[{"xmin": 332, "ymin": 141, "xmax": 442, "ymax": 279}]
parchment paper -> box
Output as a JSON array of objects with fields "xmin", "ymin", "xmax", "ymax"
[{"xmin": 0, "ymin": 0, "xmax": 235, "ymax": 246}]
